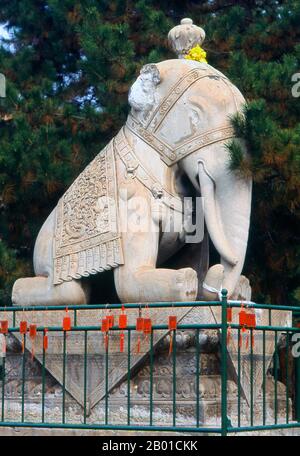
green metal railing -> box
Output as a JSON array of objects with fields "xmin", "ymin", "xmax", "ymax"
[{"xmin": 0, "ymin": 290, "xmax": 299, "ymax": 435}]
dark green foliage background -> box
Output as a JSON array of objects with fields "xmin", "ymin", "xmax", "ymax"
[{"xmin": 0, "ymin": 0, "xmax": 299, "ymax": 305}]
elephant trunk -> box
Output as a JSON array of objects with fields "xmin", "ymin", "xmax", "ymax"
[
  {"xmin": 198, "ymin": 160, "xmax": 252, "ymax": 298},
  {"xmin": 198, "ymin": 161, "xmax": 238, "ymax": 267}
]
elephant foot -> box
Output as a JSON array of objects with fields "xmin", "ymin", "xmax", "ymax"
[
  {"xmin": 175, "ymin": 267, "xmax": 198, "ymax": 301},
  {"xmin": 12, "ymin": 277, "xmax": 46, "ymax": 306},
  {"xmin": 202, "ymin": 264, "xmax": 224, "ymax": 301},
  {"xmin": 231, "ymin": 275, "xmax": 252, "ymax": 301},
  {"xmin": 115, "ymin": 266, "xmax": 198, "ymax": 302},
  {"xmin": 12, "ymin": 276, "xmax": 90, "ymax": 306},
  {"xmin": 202, "ymin": 265, "xmax": 252, "ymax": 302}
]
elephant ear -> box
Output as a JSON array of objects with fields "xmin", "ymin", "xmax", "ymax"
[
  {"xmin": 128, "ymin": 64, "xmax": 161, "ymax": 115},
  {"xmin": 140, "ymin": 63, "xmax": 161, "ymax": 85}
]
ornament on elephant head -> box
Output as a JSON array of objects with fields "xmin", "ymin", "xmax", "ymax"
[
  {"xmin": 168, "ymin": 18, "xmax": 206, "ymax": 60},
  {"xmin": 128, "ymin": 63, "xmax": 161, "ymax": 118},
  {"xmin": 185, "ymin": 45, "xmax": 207, "ymax": 63}
]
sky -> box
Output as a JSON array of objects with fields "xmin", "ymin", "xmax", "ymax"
[{"xmin": 0, "ymin": 23, "xmax": 10, "ymax": 40}]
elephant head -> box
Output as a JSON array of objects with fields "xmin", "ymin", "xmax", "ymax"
[{"xmin": 127, "ymin": 59, "xmax": 252, "ymax": 300}]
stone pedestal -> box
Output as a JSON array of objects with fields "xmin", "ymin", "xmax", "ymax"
[
  {"xmin": 0, "ymin": 305, "xmax": 295, "ymax": 433},
  {"xmin": 0, "ymin": 335, "xmax": 293, "ymax": 430}
]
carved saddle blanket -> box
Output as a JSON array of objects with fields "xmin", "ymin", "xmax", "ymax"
[{"xmin": 53, "ymin": 136, "xmax": 123, "ymax": 285}]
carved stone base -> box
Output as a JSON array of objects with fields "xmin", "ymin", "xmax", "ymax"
[{"xmin": 0, "ymin": 332, "xmax": 296, "ymax": 433}]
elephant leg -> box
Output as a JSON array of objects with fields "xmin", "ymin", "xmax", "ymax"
[
  {"xmin": 12, "ymin": 208, "xmax": 90, "ymax": 306},
  {"xmin": 231, "ymin": 275, "xmax": 252, "ymax": 301},
  {"xmin": 115, "ymin": 264, "xmax": 197, "ymax": 303},
  {"xmin": 114, "ymin": 239, "xmax": 197, "ymax": 303},
  {"xmin": 202, "ymin": 264, "xmax": 224, "ymax": 301},
  {"xmin": 202, "ymin": 267, "xmax": 251, "ymax": 301},
  {"xmin": 114, "ymin": 191, "xmax": 197, "ymax": 303}
]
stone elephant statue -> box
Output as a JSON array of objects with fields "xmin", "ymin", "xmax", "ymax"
[{"xmin": 12, "ymin": 19, "xmax": 252, "ymax": 306}]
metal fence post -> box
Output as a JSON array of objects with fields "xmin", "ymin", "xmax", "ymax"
[
  {"xmin": 294, "ymin": 308, "xmax": 300, "ymax": 422},
  {"xmin": 221, "ymin": 289, "xmax": 228, "ymax": 436},
  {"xmin": 295, "ymin": 349, "xmax": 300, "ymax": 422}
]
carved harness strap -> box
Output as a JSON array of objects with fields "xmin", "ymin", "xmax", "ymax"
[
  {"xmin": 126, "ymin": 68, "xmax": 236, "ymax": 166},
  {"xmin": 114, "ymin": 129, "xmax": 183, "ymax": 213}
]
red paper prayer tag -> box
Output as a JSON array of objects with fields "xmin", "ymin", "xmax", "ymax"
[
  {"xmin": 226, "ymin": 306, "xmax": 233, "ymax": 345},
  {"xmin": 2, "ymin": 335, "xmax": 6, "ymax": 355},
  {"xmin": 101, "ymin": 317, "xmax": 109, "ymax": 333},
  {"xmin": 227, "ymin": 307, "xmax": 233, "ymax": 323},
  {"xmin": 119, "ymin": 313, "xmax": 127, "ymax": 329},
  {"xmin": 29, "ymin": 324, "xmax": 37, "ymax": 339},
  {"xmin": 104, "ymin": 334, "xmax": 109, "ymax": 350},
  {"xmin": 136, "ymin": 317, "xmax": 144, "ymax": 332},
  {"xmin": 143, "ymin": 318, "xmax": 152, "ymax": 334},
  {"xmin": 43, "ymin": 329, "xmax": 48, "ymax": 351},
  {"xmin": 168, "ymin": 316, "xmax": 177, "ymax": 330},
  {"xmin": 239, "ymin": 309, "xmax": 247, "ymax": 329},
  {"xmin": 238, "ymin": 304, "xmax": 256, "ymax": 349},
  {"xmin": 136, "ymin": 315, "xmax": 144, "ymax": 353},
  {"xmin": 29, "ymin": 324, "xmax": 37, "ymax": 359},
  {"xmin": 20, "ymin": 320, "xmax": 27, "ymax": 334},
  {"xmin": 119, "ymin": 304, "xmax": 126, "ymax": 351},
  {"xmin": 100, "ymin": 317, "xmax": 109, "ymax": 350},
  {"xmin": 1, "ymin": 320, "xmax": 8, "ymax": 335},
  {"xmin": 247, "ymin": 312, "xmax": 256, "ymax": 328},
  {"xmin": 120, "ymin": 333, "xmax": 125, "ymax": 352},
  {"xmin": 19, "ymin": 320, "xmax": 27, "ymax": 353},
  {"xmin": 1, "ymin": 319, "xmax": 8, "ymax": 356},
  {"xmin": 247, "ymin": 310, "xmax": 256, "ymax": 348},
  {"xmin": 239, "ymin": 304, "xmax": 247, "ymax": 348},
  {"xmin": 107, "ymin": 315, "xmax": 114, "ymax": 329},
  {"xmin": 168, "ymin": 316, "xmax": 177, "ymax": 355},
  {"xmin": 63, "ymin": 309, "xmax": 71, "ymax": 331}
]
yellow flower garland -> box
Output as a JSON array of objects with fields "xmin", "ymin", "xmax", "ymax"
[{"xmin": 185, "ymin": 45, "xmax": 207, "ymax": 63}]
